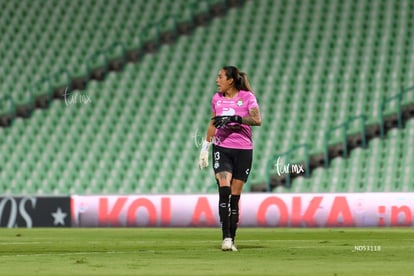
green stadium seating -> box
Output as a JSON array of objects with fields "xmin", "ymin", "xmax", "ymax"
[
  {"xmin": 0, "ymin": 0, "xmax": 413, "ymax": 195},
  {"xmin": 0, "ymin": 0, "xmax": 218, "ymax": 107}
]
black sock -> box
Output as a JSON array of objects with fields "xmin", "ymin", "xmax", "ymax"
[
  {"xmin": 218, "ymin": 186, "xmax": 231, "ymax": 239},
  {"xmin": 230, "ymin": 195, "xmax": 240, "ymax": 242}
]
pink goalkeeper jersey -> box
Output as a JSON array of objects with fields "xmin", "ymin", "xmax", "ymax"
[{"xmin": 211, "ymin": 90, "xmax": 259, "ymax": 150}]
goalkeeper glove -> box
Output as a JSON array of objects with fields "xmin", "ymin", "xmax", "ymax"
[
  {"xmin": 198, "ymin": 140, "xmax": 211, "ymax": 169},
  {"xmin": 212, "ymin": 115, "xmax": 242, "ymax": 129}
]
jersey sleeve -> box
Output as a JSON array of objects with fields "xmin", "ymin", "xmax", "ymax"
[
  {"xmin": 211, "ymin": 92, "xmax": 220, "ymax": 114},
  {"xmin": 247, "ymin": 92, "xmax": 259, "ymax": 110}
]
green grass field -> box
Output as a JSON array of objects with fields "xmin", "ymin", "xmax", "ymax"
[{"xmin": 0, "ymin": 228, "xmax": 413, "ymax": 276}]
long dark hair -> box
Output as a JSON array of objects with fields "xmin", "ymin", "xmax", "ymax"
[{"xmin": 222, "ymin": 66, "xmax": 253, "ymax": 92}]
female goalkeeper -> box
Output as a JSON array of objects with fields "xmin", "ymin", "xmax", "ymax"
[{"xmin": 199, "ymin": 66, "xmax": 262, "ymax": 251}]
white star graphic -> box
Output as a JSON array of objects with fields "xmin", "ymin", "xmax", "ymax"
[{"xmin": 51, "ymin": 207, "xmax": 67, "ymax": 226}]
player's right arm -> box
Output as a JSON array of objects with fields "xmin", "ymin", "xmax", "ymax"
[
  {"xmin": 199, "ymin": 112, "xmax": 216, "ymax": 169},
  {"xmin": 206, "ymin": 112, "xmax": 216, "ymax": 143}
]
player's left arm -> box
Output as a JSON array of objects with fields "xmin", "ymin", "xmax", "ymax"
[{"xmin": 242, "ymin": 106, "xmax": 262, "ymax": 126}]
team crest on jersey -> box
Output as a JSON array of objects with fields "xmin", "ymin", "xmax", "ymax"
[{"xmin": 237, "ymin": 99, "xmax": 243, "ymax": 106}]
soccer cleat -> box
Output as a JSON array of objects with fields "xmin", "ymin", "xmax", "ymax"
[
  {"xmin": 221, "ymin": 238, "xmax": 232, "ymax": 251},
  {"xmin": 231, "ymin": 243, "xmax": 238, "ymax": 252}
]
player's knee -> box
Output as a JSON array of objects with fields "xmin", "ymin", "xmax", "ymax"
[{"xmin": 215, "ymin": 171, "xmax": 232, "ymax": 187}]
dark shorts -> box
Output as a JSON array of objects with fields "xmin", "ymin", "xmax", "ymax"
[{"xmin": 212, "ymin": 144, "xmax": 253, "ymax": 182}]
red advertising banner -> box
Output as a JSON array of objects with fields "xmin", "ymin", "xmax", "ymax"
[{"xmin": 71, "ymin": 193, "xmax": 414, "ymax": 227}]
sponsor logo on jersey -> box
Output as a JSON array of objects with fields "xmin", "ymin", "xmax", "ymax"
[{"xmin": 221, "ymin": 107, "xmax": 235, "ymax": 116}]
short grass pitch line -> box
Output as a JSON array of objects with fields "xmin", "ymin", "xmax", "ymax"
[{"xmin": 0, "ymin": 228, "xmax": 413, "ymax": 276}]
